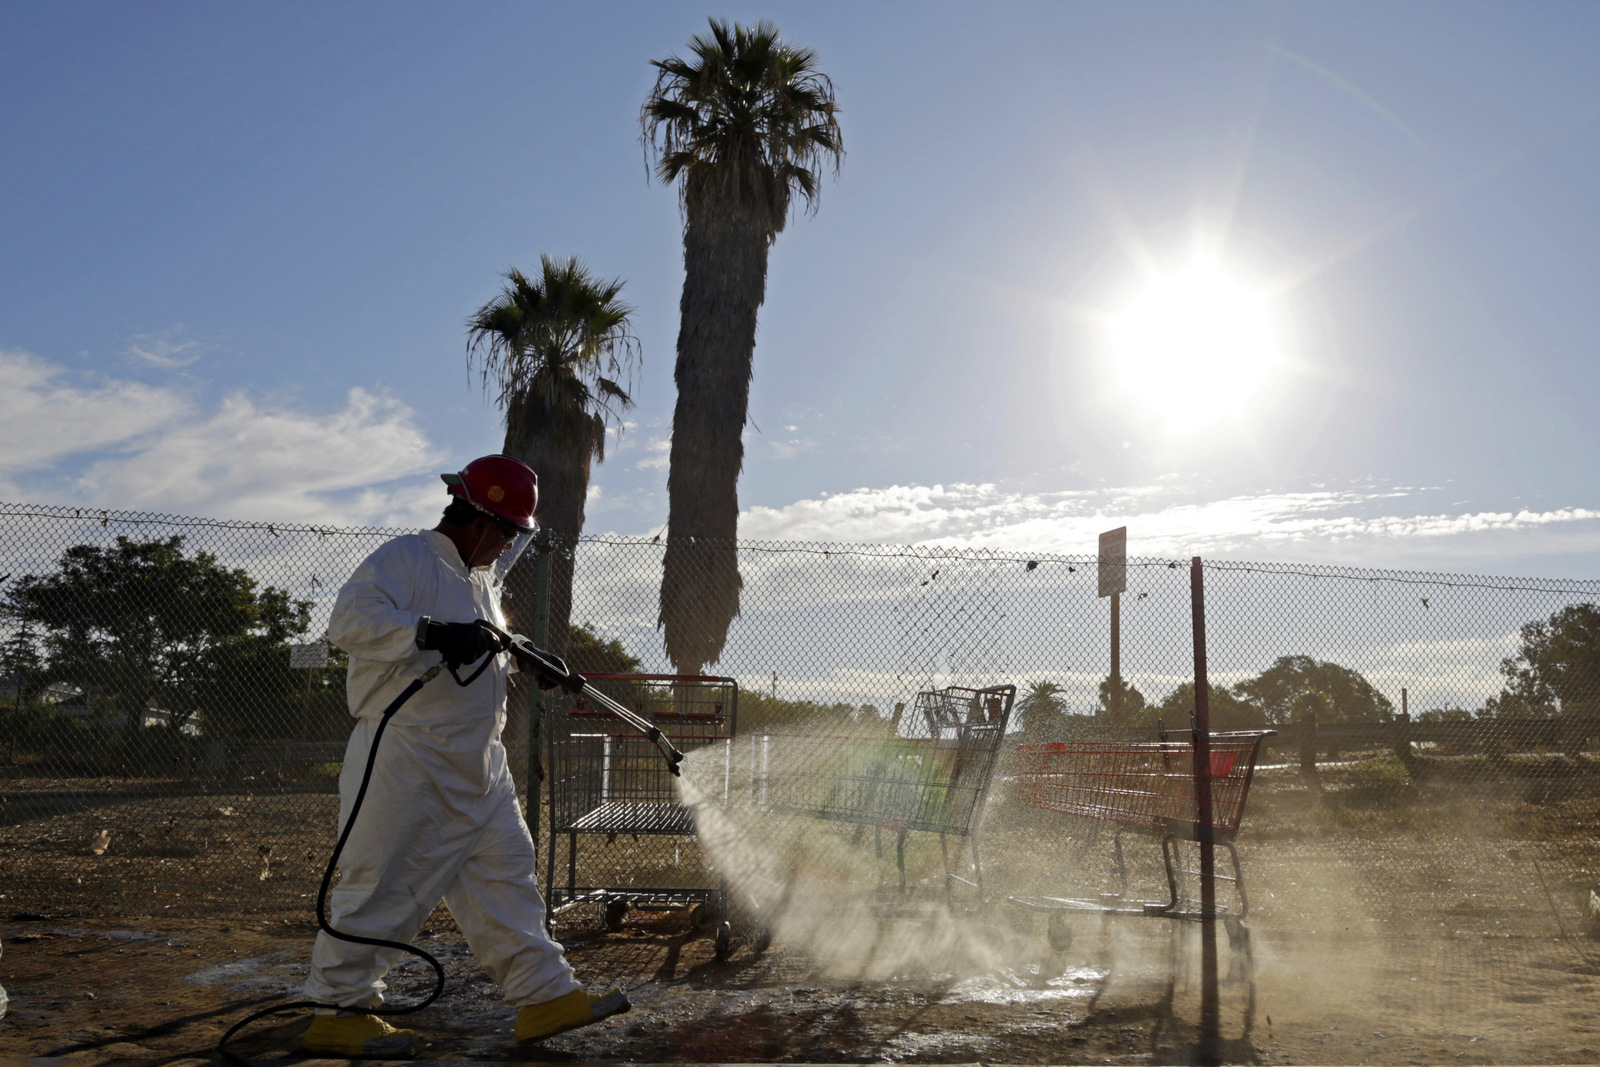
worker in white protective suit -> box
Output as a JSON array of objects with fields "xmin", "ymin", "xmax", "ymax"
[{"xmin": 300, "ymin": 454, "xmax": 629, "ymax": 1058}]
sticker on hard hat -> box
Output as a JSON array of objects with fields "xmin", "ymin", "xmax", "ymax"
[{"xmin": 487, "ymin": 485, "xmax": 505, "ymax": 502}]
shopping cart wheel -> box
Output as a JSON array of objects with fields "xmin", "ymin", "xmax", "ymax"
[
  {"xmin": 1046, "ymin": 911, "xmax": 1074, "ymax": 953},
  {"xmin": 603, "ymin": 897, "xmax": 631, "ymax": 933},
  {"xmin": 714, "ymin": 921, "xmax": 734, "ymax": 962}
]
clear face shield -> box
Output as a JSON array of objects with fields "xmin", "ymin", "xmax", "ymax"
[{"xmin": 488, "ymin": 526, "xmax": 536, "ymax": 587}]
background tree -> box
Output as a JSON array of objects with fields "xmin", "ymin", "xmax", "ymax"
[
  {"xmin": 1, "ymin": 621, "xmax": 42, "ymax": 701},
  {"xmin": 1233, "ymin": 654, "xmax": 1393, "ymax": 725},
  {"xmin": 8, "ymin": 536, "xmax": 310, "ymax": 737},
  {"xmin": 1417, "ymin": 705, "xmax": 1474, "ymax": 724},
  {"xmin": 1097, "ymin": 674, "xmax": 1147, "ymax": 721},
  {"xmin": 1486, "ymin": 603, "xmax": 1600, "ymax": 717},
  {"xmin": 467, "ymin": 255, "xmax": 637, "ymax": 654},
  {"xmin": 564, "ymin": 623, "xmax": 644, "ymax": 675},
  {"xmin": 736, "ymin": 692, "xmax": 876, "ymax": 734},
  {"xmin": 642, "ymin": 18, "xmax": 843, "ymax": 674},
  {"xmin": 1151, "ymin": 681, "xmax": 1267, "ymax": 731},
  {"xmin": 1016, "ymin": 679, "xmax": 1069, "ymax": 738},
  {"xmin": 1, "ymin": 620, "xmax": 43, "ymax": 763},
  {"xmin": 197, "ymin": 628, "xmax": 351, "ymax": 741}
]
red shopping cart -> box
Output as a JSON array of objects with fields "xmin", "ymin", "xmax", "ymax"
[{"xmin": 1009, "ymin": 730, "xmax": 1273, "ymax": 950}]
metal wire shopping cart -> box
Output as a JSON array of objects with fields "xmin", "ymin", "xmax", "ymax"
[
  {"xmin": 1008, "ymin": 730, "xmax": 1273, "ymax": 949},
  {"xmin": 544, "ymin": 673, "xmax": 737, "ymax": 935},
  {"xmin": 750, "ymin": 684, "xmax": 1016, "ymax": 899}
]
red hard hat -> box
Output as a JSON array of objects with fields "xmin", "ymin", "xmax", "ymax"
[{"xmin": 441, "ymin": 454, "xmax": 538, "ymax": 531}]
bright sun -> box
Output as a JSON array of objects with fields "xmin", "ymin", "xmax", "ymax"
[{"xmin": 1105, "ymin": 256, "xmax": 1282, "ymax": 424}]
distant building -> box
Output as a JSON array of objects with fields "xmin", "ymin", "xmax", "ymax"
[
  {"xmin": 0, "ymin": 673, "xmax": 90, "ymax": 712},
  {"xmin": 141, "ymin": 704, "xmax": 201, "ymax": 737},
  {"xmin": 0, "ymin": 678, "xmax": 198, "ymax": 735}
]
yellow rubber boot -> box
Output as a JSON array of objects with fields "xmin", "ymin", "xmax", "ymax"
[
  {"xmin": 515, "ymin": 988, "xmax": 631, "ymax": 1043},
  {"xmin": 301, "ymin": 1012, "xmax": 417, "ymax": 1058}
]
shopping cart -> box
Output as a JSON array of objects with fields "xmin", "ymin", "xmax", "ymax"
[
  {"xmin": 1008, "ymin": 729, "xmax": 1273, "ymax": 951},
  {"xmin": 544, "ymin": 673, "xmax": 737, "ymax": 937},
  {"xmin": 750, "ymin": 684, "xmax": 1015, "ymax": 899}
]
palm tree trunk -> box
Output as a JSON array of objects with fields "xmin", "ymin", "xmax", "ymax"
[
  {"xmin": 659, "ymin": 188, "xmax": 772, "ymax": 675},
  {"xmin": 501, "ymin": 389, "xmax": 595, "ymax": 658}
]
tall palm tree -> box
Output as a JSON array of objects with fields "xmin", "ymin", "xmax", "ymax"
[
  {"xmin": 466, "ymin": 254, "xmax": 637, "ymax": 652},
  {"xmin": 642, "ymin": 17, "xmax": 843, "ymax": 674}
]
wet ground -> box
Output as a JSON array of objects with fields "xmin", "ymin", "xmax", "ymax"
[
  {"xmin": 0, "ymin": 908, "xmax": 1200, "ymax": 1065},
  {"xmin": 5, "ymin": 897, "xmax": 1598, "ymax": 1065},
  {"xmin": 6, "ymin": 760, "xmax": 1600, "ymax": 1064}
]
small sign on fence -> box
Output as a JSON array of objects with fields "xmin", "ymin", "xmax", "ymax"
[
  {"xmin": 289, "ymin": 641, "xmax": 329, "ymax": 669},
  {"xmin": 1098, "ymin": 526, "xmax": 1127, "ymax": 598}
]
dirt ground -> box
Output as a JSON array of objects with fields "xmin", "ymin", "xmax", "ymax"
[
  {"xmin": 3, "ymin": 894, "xmax": 1597, "ymax": 1064},
  {"xmin": 4, "ymin": 756, "xmax": 1600, "ymax": 1064}
]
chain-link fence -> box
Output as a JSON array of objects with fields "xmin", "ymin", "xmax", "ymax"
[{"xmin": 2, "ymin": 501, "xmax": 1598, "ymax": 1021}]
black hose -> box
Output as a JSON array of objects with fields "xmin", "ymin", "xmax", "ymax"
[{"xmin": 217, "ymin": 669, "xmax": 447, "ymax": 1063}]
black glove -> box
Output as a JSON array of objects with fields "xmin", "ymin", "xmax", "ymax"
[
  {"xmin": 511, "ymin": 641, "xmax": 586, "ymax": 694},
  {"xmin": 420, "ymin": 619, "xmax": 494, "ymax": 669}
]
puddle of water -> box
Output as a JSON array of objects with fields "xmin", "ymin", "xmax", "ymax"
[
  {"xmin": 90, "ymin": 929, "xmax": 163, "ymax": 942},
  {"xmin": 184, "ymin": 959, "xmax": 264, "ymax": 985},
  {"xmin": 940, "ymin": 965, "xmax": 1103, "ymax": 1005},
  {"xmin": 32, "ymin": 926, "xmax": 162, "ymax": 943},
  {"xmin": 886, "ymin": 1028, "xmax": 997, "ymax": 1058}
]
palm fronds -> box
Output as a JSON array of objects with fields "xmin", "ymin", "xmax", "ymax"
[
  {"xmin": 641, "ymin": 18, "xmax": 843, "ymax": 234},
  {"xmin": 465, "ymin": 254, "xmax": 639, "ymax": 448}
]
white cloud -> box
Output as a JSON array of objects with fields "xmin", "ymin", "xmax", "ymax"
[
  {"xmin": 739, "ymin": 483, "xmax": 1600, "ymax": 565},
  {"xmin": 125, "ymin": 325, "xmax": 207, "ymax": 368},
  {"xmin": 769, "ymin": 436, "xmax": 817, "ymax": 460},
  {"xmin": 0, "ymin": 349, "xmax": 187, "ymax": 476},
  {"xmin": 636, "ymin": 436, "xmax": 671, "ymax": 470},
  {"xmin": 1, "ymin": 347, "xmax": 441, "ymax": 526},
  {"xmin": 73, "ymin": 387, "xmax": 440, "ymax": 524}
]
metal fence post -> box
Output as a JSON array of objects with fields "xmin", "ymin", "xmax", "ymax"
[
  {"xmin": 527, "ymin": 530, "xmax": 552, "ymax": 840},
  {"xmin": 1190, "ymin": 556, "xmax": 1219, "ymax": 1065},
  {"xmin": 1396, "ymin": 687, "xmax": 1413, "ymax": 765}
]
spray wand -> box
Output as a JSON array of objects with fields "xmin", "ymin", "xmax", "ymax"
[{"xmin": 479, "ymin": 621, "xmax": 685, "ymax": 776}]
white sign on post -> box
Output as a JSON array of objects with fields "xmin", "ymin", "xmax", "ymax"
[
  {"xmin": 289, "ymin": 641, "xmax": 329, "ymax": 669},
  {"xmin": 1098, "ymin": 526, "xmax": 1127, "ymax": 598}
]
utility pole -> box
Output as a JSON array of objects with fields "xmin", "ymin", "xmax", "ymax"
[{"xmin": 1098, "ymin": 527, "xmax": 1127, "ymax": 717}]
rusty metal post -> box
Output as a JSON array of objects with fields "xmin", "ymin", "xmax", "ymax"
[
  {"xmin": 1110, "ymin": 590, "xmax": 1121, "ymax": 717},
  {"xmin": 1299, "ymin": 706, "xmax": 1320, "ymax": 783},
  {"xmin": 1190, "ymin": 556, "xmax": 1219, "ymax": 1065},
  {"xmin": 1396, "ymin": 687, "xmax": 1413, "ymax": 765}
]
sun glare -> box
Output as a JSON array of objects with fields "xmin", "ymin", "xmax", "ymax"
[{"xmin": 1104, "ymin": 256, "xmax": 1282, "ymax": 425}]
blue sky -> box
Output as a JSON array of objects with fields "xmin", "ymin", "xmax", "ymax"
[{"xmin": 4, "ymin": 1, "xmax": 1599, "ymax": 577}]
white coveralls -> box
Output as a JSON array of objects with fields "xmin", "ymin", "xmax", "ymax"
[{"xmin": 302, "ymin": 529, "xmax": 580, "ymax": 1010}]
